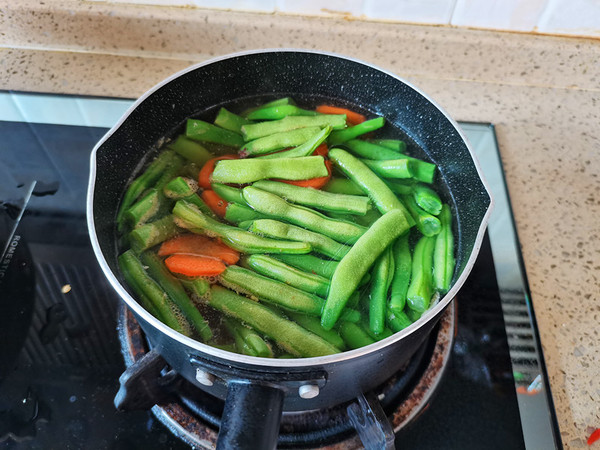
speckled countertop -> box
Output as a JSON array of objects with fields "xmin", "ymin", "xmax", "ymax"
[{"xmin": 1, "ymin": 1, "xmax": 599, "ymax": 448}]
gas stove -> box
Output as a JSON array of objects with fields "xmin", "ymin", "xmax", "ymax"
[{"xmin": 0, "ymin": 91, "xmax": 562, "ymax": 449}]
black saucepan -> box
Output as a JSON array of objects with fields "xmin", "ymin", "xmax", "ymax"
[{"xmin": 87, "ymin": 49, "xmax": 492, "ymax": 449}]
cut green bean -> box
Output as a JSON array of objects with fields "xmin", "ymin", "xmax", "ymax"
[
  {"xmin": 241, "ymin": 97, "xmax": 295, "ymax": 117},
  {"xmin": 272, "ymin": 254, "xmax": 338, "ymax": 279},
  {"xmin": 241, "ymin": 115, "xmax": 347, "ymax": 141},
  {"xmin": 406, "ymin": 235, "xmax": 436, "ymax": 313},
  {"xmin": 389, "ymin": 233, "xmax": 412, "ymax": 314},
  {"xmin": 129, "ymin": 214, "xmax": 180, "ymax": 253},
  {"xmin": 328, "ymin": 117, "xmax": 385, "ymax": 146},
  {"xmin": 181, "ymin": 278, "xmax": 210, "ymax": 298},
  {"xmin": 370, "ymin": 139, "xmax": 407, "ymax": 153},
  {"xmin": 252, "ymin": 180, "xmax": 371, "ymax": 215},
  {"xmin": 186, "ymin": 119, "xmax": 244, "ymax": 148},
  {"xmin": 386, "ymin": 309, "xmax": 413, "ymax": 332},
  {"xmin": 344, "ymin": 139, "xmax": 403, "ymax": 160},
  {"xmin": 224, "ymin": 202, "xmax": 270, "ymax": 224},
  {"xmin": 322, "ymin": 178, "xmax": 365, "ymax": 196},
  {"xmin": 207, "ymin": 286, "xmax": 340, "ymax": 357},
  {"xmin": 362, "ymin": 159, "xmax": 415, "ymax": 179},
  {"xmin": 286, "ymin": 312, "xmax": 345, "ymax": 350},
  {"xmin": 369, "ymin": 246, "xmax": 395, "ymax": 335},
  {"xmin": 118, "ymin": 250, "xmax": 190, "ymax": 335},
  {"xmin": 244, "ymin": 255, "xmax": 330, "ymax": 298},
  {"xmin": 413, "ymin": 184, "xmax": 443, "ymax": 216},
  {"xmin": 219, "ymin": 265, "xmax": 324, "ymax": 315},
  {"xmin": 211, "ymin": 156, "xmax": 328, "ymax": 184},
  {"xmin": 124, "ymin": 188, "xmax": 170, "ymax": 228},
  {"xmin": 338, "ymin": 321, "xmax": 376, "ymax": 350},
  {"xmin": 321, "ymin": 209, "xmax": 412, "ymax": 330},
  {"xmin": 140, "ymin": 252, "xmax": 213, "ymax": 342},
  {"xmin": 240, "ymin": 126, "xmax": 322, "ymax": 157},
  {"xmin": 402, "ymin": 194, "xmax": 442, "ymax": 237},
  {"xmin": 360, "ymin": 320, "xmax": 394, "ymax": 341},
  {"xmin": 224, "ymin": 317, "xmax": 273, "ymax": 357},
  {"xmin": 214, "ymin": 107, "xmax": 252, "ymax": 135},
  {"xmin": 249, "ymin": 219, "xmax": 350, "ymax": 260},
  {"xmin": 383, "ymin": 179, "xmax": 415, "ymax": 196},
  {"xmin": 405, "ymin": 307, "xmax": 422, "ymax": 322},
  {"xmin": 246, "ymin": 105, "xmax": 319, "ymax": 121},
  {"xmin": 257, "ymin": 126, "xmax": 331, "ymax": 160},
  {"xmin": 181, "ymin": 192, "xmax": 216, "ymax": 219},
  {"xmin": 211, "ymin": 184, "xmax": 246, "ymax": 205},
  {"xmin": 167, "ymin": 135, "xmax": 213, "ymax": 166},
  {"xmin": 328, "ymin": 148, "xmax": 414, "ymax": 224},
  {"xmin": 163, "ymin": 176, "xmax": 198, "ymax": 199},
  {"xmin": 243, "ymin": 186, "xmax": 366, "ymax": 244},
  {"xmin": 433, "ymin": 204, "xmax": 455, "ymax": 293},
  {"xmin": 172, "ymin": 200, "xmax": 311, "ymax": 254}
]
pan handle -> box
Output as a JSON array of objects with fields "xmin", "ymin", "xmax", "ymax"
[
  {"xmin": 347, "ymin": 392, "xmax": 396, "ymax": 450},
  {"xmin": 216, "ymin": 380, "xmax": 284, "ymax": 450}
]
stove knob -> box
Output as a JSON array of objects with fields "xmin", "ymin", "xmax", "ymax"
[{"xmin": 298, "ymin": 383, "xmax": 320, "ymax": 399}]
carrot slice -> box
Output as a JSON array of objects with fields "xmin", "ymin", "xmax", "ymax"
[
  {"xmin": 313, "ymin": 143, "xmax": 329, "ymax": 157},
  {"xmin": 164, "ymin": 254, "xmax": 226, "ymax": 277},
  {"xmin": 277, "ymin": 159, "xmax": 332, "ymax": 189},
  {"xmin": 158, "ymin": 234, "xmax": 240, "ymax": 265},
  {"xmin": 201, "ymin": 190, "xmax": 228, "ymax": 218},
  {"xmin": 198, "ymin": 154, "xmax": 238, "ymax": 189},
  {"xmin": 315, "ymin": 105, "xmax": 366, "ymax": 126}
]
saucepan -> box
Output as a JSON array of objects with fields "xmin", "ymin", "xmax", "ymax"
[{"xmin": 87, "ymin": 49, "xmax": 492, "ymax": 449}]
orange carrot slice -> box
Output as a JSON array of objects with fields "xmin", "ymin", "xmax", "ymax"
[
  {"xmin": 164, "ymin": 254, "xmax": 226, "ymax": 277},
  {"xmin": 198, "ymin": 154, "xmax": 238, "ymax": 189},
  {"xmin": 158, "ymin": 234, "xmax": 240, "ymax": 265},
  {"xmin": 201, "ymin": 190, "xmax": 228, "ymax": 218},
  {"xmin": 315, "ymin": 105, "xmax": 366, "ymax": 126},
  {"xmin": 313, "ymin": 143, "xmax": 329, "ymax": 157}
]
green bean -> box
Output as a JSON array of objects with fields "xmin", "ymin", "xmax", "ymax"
[
  {"xmin": 338, "ymin": 321, "xmax": 376, "ymax": 350},
  {"xmin": 252, "ymin": 180, "xmax": 371, "ymax": 215},
  {"xmin": 272, "ymin": 254, "xmax": 338, "ymax": 279},
  {"xmin": 223, "ymin": 317, "xmax": 273, "ymax": 357},
  {"xmin": 322, "ymin": 178, "xmax": 365, "ymax": 196},
  {"xmin": 140, "ymin": 252, "xmax": 213, "ymax": 342},
  {"xmin": 413, "ymin": 184, "xmax": 443, "ymax": 216},
  {"xmin": 249, "ymin": 219, "xmax": 350, "ymax": 260},
  {"xmin": 172, "ymin": 200, "xmax": 311, "ymax": 254},
  {"xmin": 116, "ymin": 150, "xmax": 180, "ymax": 228},
  {"xmin": 211, "ymin": 184, "xmax": 246, "ymax": 205},
  {"xmin": 219, "ymin": 265, "xmax": 324, "ymax": 315},
  {"xmin": 360, "ymin": 320, "xmax": 394, "ymax": 341},
  {"xmin": 241, "ymin": 97, "xmax": 295, "ymax": 117},
  {"xmin": 241, "ymin": 126, "xmax": 322, "ymax": 157},
  {"xmin": 406, "ymin": 235, "xmax": 436, "ymax": 313},
  {"xmin": 328, "ymin": 148, "xmax": 414, "ymax": 224},
  {"xmin": 186, "ymin": 119, "xmax": 244, "ymax": 147},
  {"xmin": 224, "ymin": 202, "xmax": 270, "ymax": 224},
  {"xmin": 287, "ymin": 312, "xmax": 346, "ymax": 350},
  {"xmin": 181, "ymin": 192, "xmax": 217, "ymax": 218},
  {"xmin": 433, "ymin": 204, "xmax": 455, "ymax": 293},
  {"xmin": 369, "ymin": 246, "xmax": 395, "ymax": 335},
  {"xmin": 163, "ymin": 176, "xmax": 198, "ymax": 199},
  {"xmin": 246, "ymin": 104, "xmax": 319, "ymax": 121},
  {"xmin": 207, "ymin": 286, "xmax": 340, "ymax": 357},
  {"xmin": 343, "ymin": 139, "xmax": 403, "ymax": 160},
  {"xmin": 129, "ymin": 214, "xmax": 180, "ymax": 253},
  {"xmin": 124, "ymin": 188, "xmax": 169, "ymax": 228},
  {"xmin": 328, "ymin": 117, "xmax": 385, "ymax": 147},
  {"xmin": 383, "ymin": 179, "xmax": 415, "ymax": 196},
  {"xmin": 241, "ymin": 115, "xmax": 347, "ymax": 141},
  {"xmin": 386, "ymin": 309, "xmax": 413, "ymax": 332},
  {"xmin": 402, "ymin": 194, "xmax": 441, "ymax": 237},
  {"xmin": 405, "ymin": 307, "xmax": 422, "ymax": 322},
  {"xmin": 244, "ymin": 255, "xmax": 330, "ymax": 298},
  {"xmin": 214, "ymin": 107, "xmax": 252, "ymax": 135},
  {"xmin": 362, "ymin": 159, "xmax": 415, "ymax": 179},
  {"xmin": 211, "ymin": 156, "xmax": 328, "ymax": 184},
  {"xmin": 167, "ymin": 135, "xmax": 213, "ymax": 166},
  {"xmin": 243, "ymin": 186, "xmax": 366, "ymax": 244},
  {"xmin": 118, "ymin": 250, "xmax": 190, "ymax": 335},
  {"xmin": 321, "ymin": 209, "xmax": 412, "ymax": 330},
  {"xmin": 370, "ymin": 139, "xmax": 407, "ymax": 153},
  {"xmin": 389, "ymin": 233, "xmax": 412, "ymax": 314},
  {"xmin": 257, "ymin": 126, "xmax": 331, "ymax": 159},
  {"xmin": 180, "ymin": 278, "xmax": 210, "ymax": 298}
]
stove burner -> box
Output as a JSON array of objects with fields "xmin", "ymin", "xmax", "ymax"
[{"xmin": 117, "ymin": 303, "xmax": 455, "ymax": 449}]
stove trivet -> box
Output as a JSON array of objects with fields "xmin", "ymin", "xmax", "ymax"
[{"xmin": 117, "ymin": 302, "xmax": 455, "ymax": 449}]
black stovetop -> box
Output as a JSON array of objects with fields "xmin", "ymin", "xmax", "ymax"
[{"xmin": 0, "ymin": 92, "xmax": 562, "ymax": 449}]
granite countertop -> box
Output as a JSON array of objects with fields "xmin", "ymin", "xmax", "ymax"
[{"xmin": 1, "ymin": 1, "xmax": 599, "ymax": 448}]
